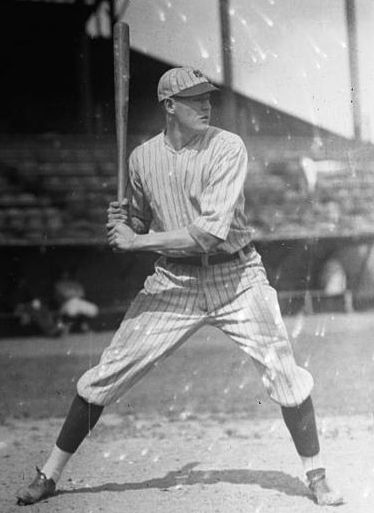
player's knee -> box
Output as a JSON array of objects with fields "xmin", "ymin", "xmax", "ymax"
[
  {"xmin": 263, "ymin": 366, "xmax": 314, "ymax": 407},
  {"xmin": 76, "ymin": 372, "xmax": 106, "ymax": 406},
  {"xmin": 76, "ymin": 373, "xmax": 92, "ymax": 403},
  {"xmin": 77, "ymin": 368, "xmax": 121, "ymax": 407}
]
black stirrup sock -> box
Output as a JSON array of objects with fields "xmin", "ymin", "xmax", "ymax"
[
  {"xmin": 56, "ymin": 394, "xmax": 104, "ymax": 453},
  {"xmin": 281, "ymin": 396, "xmax": 320, "ymax": 457}
]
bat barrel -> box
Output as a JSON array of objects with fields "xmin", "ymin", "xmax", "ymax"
[{"xmin": 113, "ymin": 22, "xmax": 130, "ymax": 204}]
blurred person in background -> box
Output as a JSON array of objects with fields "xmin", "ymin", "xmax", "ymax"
[
  {"xmin": 12, "ymin": 278, "xmax": 64, "ymax": 338},
  {"xmin": 54, "ymin": 271, "xmax": 99, "ymax": 334},
  {"xmin": 319, "ymin": 258, "xmax": 347, "ymax": 297}
]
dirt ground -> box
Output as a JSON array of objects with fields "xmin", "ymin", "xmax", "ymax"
[
  {"xmin": 2, "ymin": 413, "xmax": 373, "ymax": 513},
  {"xmin": 1, "ymin": 313, "xmax": 374, "ymax": 513}
]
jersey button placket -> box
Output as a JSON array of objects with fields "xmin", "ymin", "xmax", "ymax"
[{"xmin": 169, "ymin": 152, "xmax": 184, "ymax": 228}]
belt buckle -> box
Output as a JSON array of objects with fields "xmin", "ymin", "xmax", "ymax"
[{"xmin": 238, "ymin": 249, "xmax": 246, "ymax": 263}]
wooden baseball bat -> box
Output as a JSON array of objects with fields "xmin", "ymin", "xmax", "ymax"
[{"xmin": 113, "ymin": 22, "xmax": 130, "ymax": 205}]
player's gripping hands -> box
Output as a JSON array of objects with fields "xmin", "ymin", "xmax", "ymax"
[
  {"xmin": 107, "ymin": 199, "xmax": 137, "ymax": 251},
  {"xmin": 107, "ymin": 199, "xmax": 131, "ymax": 225}
]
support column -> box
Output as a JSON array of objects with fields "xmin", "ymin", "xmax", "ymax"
[{"xmin": 345, "ymin": 0, "xmax": 362, "ymax": 140}]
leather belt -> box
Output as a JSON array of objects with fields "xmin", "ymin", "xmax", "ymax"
[{"xmin": 165, "ymin": 242, "xmax": 253, "ymax": 267}]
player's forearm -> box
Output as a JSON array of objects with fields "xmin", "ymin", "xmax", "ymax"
[{"xmin": 131, "ymin": 227, "xmax": 201, "ymax": 252}]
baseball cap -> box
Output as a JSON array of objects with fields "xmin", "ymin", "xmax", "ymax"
[{"xmin": 157, "ymin": 67, "xmax": 218, "ymax": 102}]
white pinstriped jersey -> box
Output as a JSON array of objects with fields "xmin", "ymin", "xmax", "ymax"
[{"xmin": 129, "ymin": 126, "xmax": 254, "ymax": 256}]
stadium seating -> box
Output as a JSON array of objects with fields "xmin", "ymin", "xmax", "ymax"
[
  {"xmin": 1, "ymin": 135, "xmax": 374, "ymax": 244},
  {"xmin": 243, "ymin": 151, "xmax": 374, "ymax": 240},
  {"xmin": 0, "ymin": 136, "xmax": 125, "ymax": 242}
]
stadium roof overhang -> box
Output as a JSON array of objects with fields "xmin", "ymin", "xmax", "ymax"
[{"xmin": 10, "ymin": 0, "xmax": 373, "ymax": 144}]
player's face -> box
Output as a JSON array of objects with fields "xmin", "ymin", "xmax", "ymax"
[{"xmin": 172, "ymin": 93, "xmax": 212, "ymax": 133}]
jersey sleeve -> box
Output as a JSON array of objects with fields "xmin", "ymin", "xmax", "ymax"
[
  {"xmin": 190, "ymin": 135, "xmax": 248, "ymax": 241},
  {"xmin": 188, "ymin": 224, "xmax": 221, "ymax": 252},
  {"xmin": 129, "ymin": 150, "xmax": 153, "ymax": 230}
]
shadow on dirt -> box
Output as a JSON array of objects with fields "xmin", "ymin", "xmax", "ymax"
[{"xmin": 57, "ymin": 461, "xmax": 311, "ymax": 501}]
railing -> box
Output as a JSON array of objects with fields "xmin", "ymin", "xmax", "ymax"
[{"xmin": 278, "ymin": 289, "xmax": 354, "ymax": 315}]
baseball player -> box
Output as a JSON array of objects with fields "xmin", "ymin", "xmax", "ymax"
[{"xmin": 16, "ymin": 67, "xmax": 343, "ymax": 507}]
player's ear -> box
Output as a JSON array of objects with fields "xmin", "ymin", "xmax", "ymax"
[{"xmin": 164, "ymin": 98, "xmax": 176, "ymax": 114}]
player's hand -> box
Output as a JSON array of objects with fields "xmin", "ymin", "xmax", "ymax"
[
  {"xmin": 107, "ymin": 199, "xmax": 130, "ymax": 225},
  {"xmin": 106, "ymin": 222, "xmax": 136, "ymax": 251}
]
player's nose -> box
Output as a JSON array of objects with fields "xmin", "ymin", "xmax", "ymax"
[{"xmin": 200, "ymin": 101, "xmax": 211, "ymax": 114}]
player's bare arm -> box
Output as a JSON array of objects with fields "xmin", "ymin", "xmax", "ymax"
[
  {"xmin": 107, "ymin": 196, "xmax": 221, "ymax": 252},
  {"xmin": 107, "ymin": 222, "xmax": 221, "ymax": 253}
]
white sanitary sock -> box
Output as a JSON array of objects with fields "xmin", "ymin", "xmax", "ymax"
[
  {"xmin": 301, "ymin": 452, "xmax": 324, "ymax": 475},
  {"xmin": 41, "ymin": 445, "xmax": 72, "ymax": 484}
]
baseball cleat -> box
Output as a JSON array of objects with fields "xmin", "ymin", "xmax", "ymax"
[
  {"xmin": 307, "ymin": 468, "xmax": 344, "ymax": 506},
  {"xmin": 16, "ymin": 467, "xmax": 56, "ymax": 506}
]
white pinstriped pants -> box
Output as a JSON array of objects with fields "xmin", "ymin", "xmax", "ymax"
[{"xmin": 77, "ymin": 250, "xmax": 313, "ymax": 407}]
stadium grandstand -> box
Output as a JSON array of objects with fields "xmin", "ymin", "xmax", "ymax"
[{"xmin": 1, "ymin": 0, "xmax": 374, "ymax": 335}]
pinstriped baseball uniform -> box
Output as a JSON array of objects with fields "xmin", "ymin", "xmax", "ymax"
[
  {"xmin": 77, "ymin": 127, "xmax": 313, "ymax": 407},
  {"xmin": 129, "ymin": 127, "xmax": 253, "ymax": 254}
]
